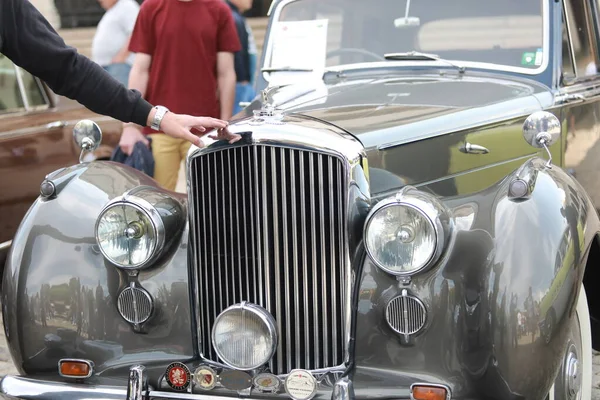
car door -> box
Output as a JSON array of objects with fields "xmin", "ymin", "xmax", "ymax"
[
  {"xmin": 0, "ymin": 53, "xmax": 80, "ymax": 246},
  {"xmin": 560, "ymin": 0, "xmax": 600, "ymax": 214}
]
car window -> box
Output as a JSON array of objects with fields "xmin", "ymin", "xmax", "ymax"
[
  {"xmin": 0, "ymin": 54, "xmax": 25, "ymax": 112},
  {"xmin": 18, "ymin": 67, "xmax": 47, "ymax": 108},
  {"xmin": 267, "ymin": 0, "xmax": 545, "ymax": 74},
  {"xmin": 563, "ymin": 0, "xmax": 598, "ymax": 77}
]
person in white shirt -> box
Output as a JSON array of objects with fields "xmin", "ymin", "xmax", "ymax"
[{"xmin": 91, "ymin": 0, "xmax": 140, "ymax": 86}]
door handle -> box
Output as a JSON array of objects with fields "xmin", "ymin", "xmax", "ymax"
[
  {"xmin": 46, "ymin": 121, "xmax": 67, "ymax": 129},
  {"xmin": 460, "ymin": 142, "xmax": 489, "ymax": 154}
]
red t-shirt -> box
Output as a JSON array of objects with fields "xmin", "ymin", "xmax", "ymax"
[{"xmin": 128, "ymin": 0, "xmax": 241, "ymax": 135}]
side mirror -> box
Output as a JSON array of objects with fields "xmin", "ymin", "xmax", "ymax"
[
  {"xmin": 522, "ymin": 111, "xmax": 561, "ymax": 168},
  {"xmin": 73, "ymin": 120, "xmax": 102, "ymax": 163}
]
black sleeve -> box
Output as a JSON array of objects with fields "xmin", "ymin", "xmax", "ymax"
[{"xmin": 0, "ymin": 0, "xmax": 153, "ymax": 127}]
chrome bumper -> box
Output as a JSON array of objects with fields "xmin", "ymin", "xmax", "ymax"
[{"xmin": 0, "ymin": 365, "xmax": 356, "ymax": 400}]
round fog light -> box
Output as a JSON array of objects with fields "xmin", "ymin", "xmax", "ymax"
[{"xmin": 212, "ymin": 302, "xmax": 277, "ymax": 370}]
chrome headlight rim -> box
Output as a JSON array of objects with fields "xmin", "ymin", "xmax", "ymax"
[
  {"xmin": 95, "ymin": 196, "xmax": 166, "ymax": 270},
  {"xmin": 211, "ymin": 302, "xmax": 278, "ymax": 371},
  {"xmin": 364, "ymin": 188, "xmax": 447, "ymax": 277}
]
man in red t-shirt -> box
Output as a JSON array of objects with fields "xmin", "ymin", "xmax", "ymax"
[{"xmin": 119, "ymin": 0, "xmax": 241, "ymax": 191}]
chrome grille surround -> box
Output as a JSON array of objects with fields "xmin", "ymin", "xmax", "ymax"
[
  {"xmin": 186, "ymin": 116, "xmax": 368, "ymax": 375},
  {"xmin": 385, "ymin": 289, "xmax": 427, "ymax": 337}
]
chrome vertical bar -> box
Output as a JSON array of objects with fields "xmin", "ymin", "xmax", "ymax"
[
  {"xmin": 300, "ymin": 153, "xmax": 309, "ymax": 369},
  {"xmin": 329, "ymin": 157, "xmax": 337, "ymax": 364},
  {"xmin": 240, "ymin": 148, "xmax": 250, "ymax": 302},
  {"xmin": 221, "ymin": 153, "xmax": 230, "ymax": 307},
  {"xmin": 337, "ymin": 163, "xmax": 346, "ymax": 362},
  {"xmin": 318, "ymin": 154, "xmax": 328, "ymax": 366},
  {"xmin": 290, "ymin": 150, "xmax": 300, "ymax": 368},
  {"xmin": 261, "ymin": 147, "xmax": 271, "ymax": 315},
  {"xmin": 208, "ymin": 154, "xmax": 218, "ymax": 358},
  {"xmin": 281, "ymin": 148, "xmax": 292, "ymax": 372},
  {"xmin": 253, "ymin": 146, "xmax": 263, "ymax": 307},
  {"xmin": 309, "ymin": 152, "xmax": 319, "ymax": 368},
  {"xmin": 271, "ymin": 147, "xmax": 283, "ymax": 371},
  {"xmin": 198, "ymin": 158, "xmax": 207, "ymax": 354}
]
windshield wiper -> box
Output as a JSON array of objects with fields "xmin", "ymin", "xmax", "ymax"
[
  {"xmin": 261, "ymin": 67, "xmax": 314, "ymax": 73},
  {"xmin": 384, "ymin": 51, "xmax": 466, "ymax": 74}
]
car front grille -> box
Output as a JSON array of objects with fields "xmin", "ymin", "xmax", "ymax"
[{"xmin": 190, "ymin": 144, "xmax": 348, "ymax": 374}]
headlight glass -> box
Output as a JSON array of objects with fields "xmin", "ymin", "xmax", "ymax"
[
  {"xmin": 96, "ymin": 203, "xmax": 157, "ymax": 268},
  {"xmin": 365, "ymin": 204, "xmax": 436, "ymax": 275},
  {"xmin": 212, "ymin": 303, "xmax": 277, "ymax": 370}
]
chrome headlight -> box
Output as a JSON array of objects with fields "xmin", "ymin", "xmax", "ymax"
[
  {"xmin": 364, "ymin": 187, "xmax": 451, "ymax": 276},
  {"xmin": 211, "ymin": 302, "xmax": 277, "ymax": 370},
  {"xmin": 95, "ymin": 187, "xmax": 185, "ymax": 270}
]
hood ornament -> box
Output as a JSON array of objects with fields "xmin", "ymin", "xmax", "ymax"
[{"xmin": 252, "ymin": 85, "xmax": 285, "ymax": 125}]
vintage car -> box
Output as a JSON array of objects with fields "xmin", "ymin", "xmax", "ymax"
[
  {"xmin": 2, "ymin": 0, "xmax": 600, "ymax": 399},
  {"xmin": 0, "ymin": 53, "xmax": 121, "ymax": 271}
]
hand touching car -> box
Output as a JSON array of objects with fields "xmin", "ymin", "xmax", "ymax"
[{"xmin": 119, "ymin": 111, "xmax": 231, "ymax": 155}]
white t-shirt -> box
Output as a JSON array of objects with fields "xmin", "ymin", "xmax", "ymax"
[{"xmin": 91, "ymin": 0, "xmax": 140, "ymax": 66}]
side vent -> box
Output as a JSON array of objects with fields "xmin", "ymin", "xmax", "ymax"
[
  {"xmin": 117, "ymin": 283, "xmax": 153, "ymax": 330},
  {"xmin": 385, "ymin": 289, "xmax": 427, "ymax": 341}
]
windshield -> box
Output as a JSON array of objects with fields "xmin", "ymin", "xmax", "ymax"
[{"xmin": 264, "ymin": 0, "xmax": 546, "ymax": 76}]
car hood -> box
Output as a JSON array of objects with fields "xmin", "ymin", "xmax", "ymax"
[{"xmin": 262, "ymin": 73, "xmax": 549, "ymax": 149}]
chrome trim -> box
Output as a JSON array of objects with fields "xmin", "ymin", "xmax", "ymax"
[
  {"xmin": 263, "ymin": 0, "xmax": 550, "ymax": 79},
  {"xmin": 332, "ymin": 376, "xmax": 354, "ymax": 400},
  {"xmin": 0, "ymin": 375, "xmax": 128, "ymax": 399},
  {"xmin": 409, "ymin": 383, "xmax": 452, "ymax": 400},
  {"xmin": 211, "ymin": 302, "xmax": 278, "ymax": 371},
  {"xmin": 186, "ymin": 117, "xmax": 366, "ymax": 375},
  {"xmin": 0, "ymin": 240, "xmax": 11, "ymax": 252},
  {"xmin": 126, "ymin": 365, "xmax": 147, "ymax": 400},
  {"xmin": 95, "ymin": 189, "xmax": 166, "ymax": 270},
  {"xmin": 364, "ymin": 186, "xmax": 453, "ymax": 277},
  {"xmin": 57, "ymin": 359, "xmax": 94, "ymax": 379}
]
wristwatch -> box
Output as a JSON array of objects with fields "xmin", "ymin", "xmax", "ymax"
[{"xmin": 151, "ymin": 105, "xmax": 170, "ymax": 131}]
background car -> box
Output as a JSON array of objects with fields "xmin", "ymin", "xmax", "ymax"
[{"xmin": 0, "ymin": 53, "xmax": 121, "ymax": 271}]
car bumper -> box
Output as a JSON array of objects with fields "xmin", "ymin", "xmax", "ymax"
[{"xmin": 0, "ymin": 366, "xmax": 359, "ymax": 400}]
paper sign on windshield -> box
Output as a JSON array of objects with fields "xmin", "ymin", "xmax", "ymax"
[{"xmin": 270, "ymin": 19, "xmax": 329, "ymax": 74}]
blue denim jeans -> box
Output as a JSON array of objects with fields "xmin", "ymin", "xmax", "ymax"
[
  {"xmin": 234, "ymin": 83, "xmax": 257, "ymax": 115},
  {"xmin": 104, "ymin": 63, "xmax": 131, "ymax": 87}
]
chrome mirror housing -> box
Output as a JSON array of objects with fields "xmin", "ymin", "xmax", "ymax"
[
  {"xmin": 522, "ymin": 111, "xmax": 561, "ymax": 168},
  {"xmin": 73, "ymin": 120, "xmax": 102, "ymax": 163}
]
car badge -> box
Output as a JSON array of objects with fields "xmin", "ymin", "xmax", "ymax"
[
  {"xmin": 219, "ymin": 369, "xmax": 252, "ymax": 391},
  {"xmin": 284, "ymin": 369, "xmax": 317, "ymax": 400},
  {"xmin": 193, "ymin": 365, "xmax": 217, "ymax": 390},
  {"xmin": 253, "ymin": 372, "xmax": 280, "ymax": 393},
  {"xmin": 165, "ymin": 362, "xmax": 191, "ymax": 392}
]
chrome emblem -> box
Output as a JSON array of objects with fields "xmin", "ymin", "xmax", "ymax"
[
  {"xmin": 253, "ymin": 372, "xmax": 280, "ymax": 393},
  {"xmin": 165, "ymin": 362, "xmax": 191, "ymax": 392},
  {"xmin": 284, "ymin": 369, "xmax": 317, "ymax": 400},
  {"xmin": 219, "ymin": 369, "xmax": 252, "ymax": 391},
  {"xmin": 193, "ymin": 365, "xmax": 217, "ymax": 390}
]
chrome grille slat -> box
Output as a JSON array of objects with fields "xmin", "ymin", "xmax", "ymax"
[{"xmin": 192, "ymin": 144, "xmax": 347, "ymax": 374}]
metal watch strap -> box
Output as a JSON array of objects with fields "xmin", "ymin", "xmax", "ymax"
[{"xmin": 151, "ymin": 106, "xmax": 169, "ymax": 131}]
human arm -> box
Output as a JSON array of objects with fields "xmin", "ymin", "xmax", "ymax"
[
  {"xmin": 217, "ymin": 52, "xmax": 237, "ymax": 121},
  {"xmin": 119, "ymin": 53, "xmax": 152, "ymax": 153},
  {"xmin": 0, "ymin": 0, "xmax": 152, "ymax": 126}
]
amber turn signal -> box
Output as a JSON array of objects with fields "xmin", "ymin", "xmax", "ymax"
[
  {"xmin": 58, "ymin": 359, "xmax": 93, "ymax": 378},
  {"xmin": 411, "ymin": 384, "xmax": 448, "ymax": 400}
]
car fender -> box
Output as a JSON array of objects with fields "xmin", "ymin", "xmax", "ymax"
[{"xmin": 2, "ymin": 161, "xmax": 193, "ymax": 376}]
